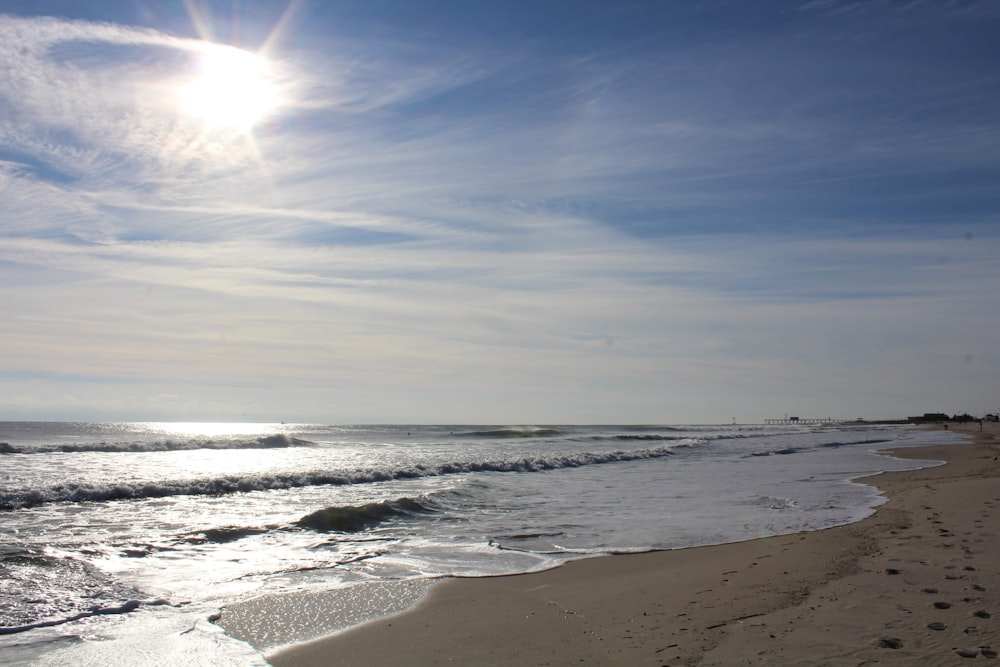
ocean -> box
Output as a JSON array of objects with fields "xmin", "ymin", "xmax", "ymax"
[{"xmin": 0, "ymin": 421, "xmax": 966, "ymax": 665}]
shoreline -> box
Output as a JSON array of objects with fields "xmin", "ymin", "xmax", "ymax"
[{"xmin": 269, "ymin": 424, "xmax": 999, "ymax": 665}]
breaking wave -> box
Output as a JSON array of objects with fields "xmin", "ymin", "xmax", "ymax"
[
  {"xmin": 0, "ymin": 434, "xmax": 313, "ymax": 454},
  {"xmin": 0, "ymin": 444, "xmax": 687, "ymax": 510}
]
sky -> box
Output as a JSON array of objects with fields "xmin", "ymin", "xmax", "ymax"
[{"xmin": 0, "ymin": 0, "xmax": 998, "ymax": 424}]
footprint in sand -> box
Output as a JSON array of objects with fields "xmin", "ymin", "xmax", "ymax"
[
  {"xmin": 877, "ymin": 637, "xmax": 903, "ymax": 649},
  {"xmin": 934, "ymin": 601, "xmax": 953, "ymax": 609}
]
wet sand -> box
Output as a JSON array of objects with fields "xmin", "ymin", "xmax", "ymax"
[{"xmin": 269, "ymin": 423, "xmax": 999, "ymax": 666}]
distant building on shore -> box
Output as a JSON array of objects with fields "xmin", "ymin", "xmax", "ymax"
[
  {"xmin": 904, "ymin": 412, "xmax": 989, "ymax": 423},
  {"xmin": 907, "ymin": 413, "xmax": 950, "ymax": 423}
]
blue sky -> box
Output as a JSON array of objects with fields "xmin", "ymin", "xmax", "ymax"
[{"xmin": 1, "ymin": 0, "xmax": 998, "ymax": 423}]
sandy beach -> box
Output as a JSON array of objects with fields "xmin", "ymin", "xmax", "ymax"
[{"xmin": 269, "ymin": 423, "xmax": 999, "ymax": 666}]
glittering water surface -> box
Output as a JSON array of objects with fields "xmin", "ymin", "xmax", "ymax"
[{"xmin": 0, "ymin": 422, "xmax": 965, "ymax": 664}]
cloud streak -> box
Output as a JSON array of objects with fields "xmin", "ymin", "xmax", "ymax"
[{"xmin": 0, "ymin": 4, "xmax": 998, "ymax": 422}]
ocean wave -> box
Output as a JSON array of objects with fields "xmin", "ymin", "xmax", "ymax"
[
  {"xmin": 0, "ymin": 549, "xmax": 172, "ymax": 634},
  {"xmin": 746, "ymin": 437, "xmax": 895, "ymax": 458},
  {"xmin": 0, "ymin": 445, "xmax": 685, "ymax": 510},
  {"xmin": 0, "ymin": 434, "xmax": 314, "ymax": 454},
  {"xmin": 454, "ymin": 428, "xmax": 562, "ymax": 438},
  {"xmin": 169, "ymin": 496, "xmax": 443, "ymax": 546},
  {"xmin": 0, "ymin": 598, "xmax": 172, "ymax": 636},
  {"xmin": 492, "ymin": 531, "xmax": 565, "ymax": 540},
  {"xmin": 295, "ymin": 497, "xmax": 437, "ymax": 533},
  {"xmin": 604, "ymin": 434, "xmax": 688, "ymax": 442},
  {"xmin": 181, "ymin": 526, "xmax": 272, "ymax": 544},
  {"xmin": 584, "ymin": 432, "xmax": 758, "ymax": 444},
  {"xmin": 819, "ymin": 438, "xmax": 893, "ymax": 449},
  {"xmin": 745, "ymin": 495, "xmax": 797, "ymax": 510}
]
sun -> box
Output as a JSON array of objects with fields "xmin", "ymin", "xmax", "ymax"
[{"xmin": 179, "ymin": 46, "xmax": 281, "ymax": 131}]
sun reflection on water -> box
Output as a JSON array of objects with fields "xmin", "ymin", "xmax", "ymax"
[{"xmin": 122, "ymin": 421, "xmax": 284, "ymax": 439}]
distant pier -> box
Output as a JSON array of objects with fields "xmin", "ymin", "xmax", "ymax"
[{"xmin": 764, "ymin": 417, "xmax": 837, "ymax": 425}]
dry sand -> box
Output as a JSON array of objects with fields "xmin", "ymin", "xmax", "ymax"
[{"xmin": 268, "ymin": 423, "xmax": 999, "ymax": 666}]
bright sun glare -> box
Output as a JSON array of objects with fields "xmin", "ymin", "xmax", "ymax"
[{"xmin": 179, "ymin": 46, "xmax": 281, "ymax": 130}]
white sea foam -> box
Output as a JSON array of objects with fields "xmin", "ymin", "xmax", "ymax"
[{"xmin": 0, "ymin": 443, "xmax": 693, "ymax": 509}]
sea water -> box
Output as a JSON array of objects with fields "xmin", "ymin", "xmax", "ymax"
[{"xmin": 0, "ymin": 422, "xmax": 967, "ymax": 665}]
